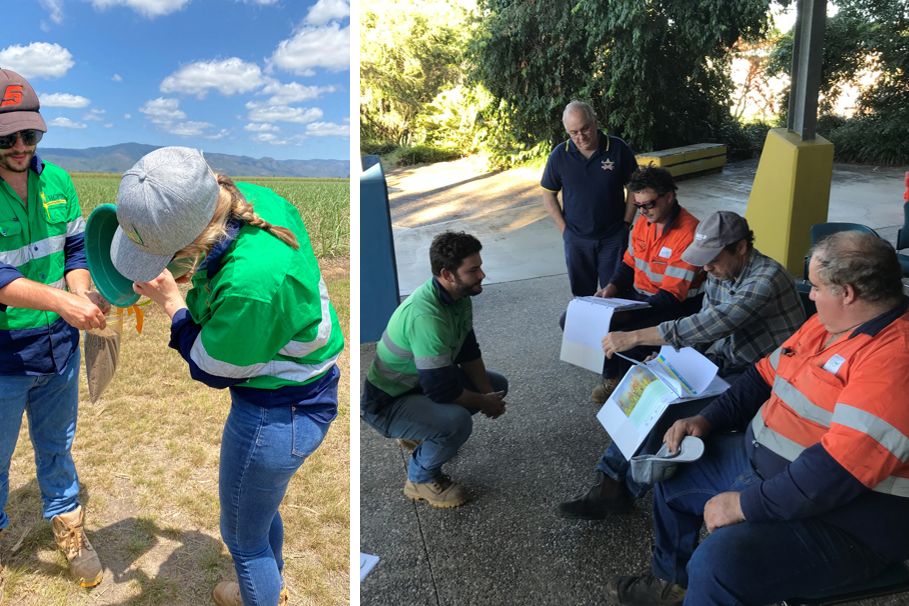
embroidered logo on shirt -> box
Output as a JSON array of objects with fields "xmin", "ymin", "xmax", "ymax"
[{"xmin": 601, "ymin": 159, "xmax": 615, "ymax": 171}]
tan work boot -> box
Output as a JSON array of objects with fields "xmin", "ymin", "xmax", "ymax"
[
  {"xmin": 51, "ymin": 505, "xmax": 103, "ymax": 588},
  {"xmin": 212, "ymin": 581, "xmax": 289, "ymax": 605},
  {"xmin": 591, "ymin": 377, "xmax": 620, "ymax": 404},
  {"xmin": 404, "ymin": 475, "xmax": 468, "ymax": 508}
]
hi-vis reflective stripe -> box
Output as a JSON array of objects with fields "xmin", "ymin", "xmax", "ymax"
[
  {"xmin": 189, "ymin": 335, "xmax": 339, "ymax": 383},
  {"xmin": 68, "ymin": 217, "xmax": 86, "ymax": 236},
  {"xmin": 752, "ymin": 405, "xmax": 909, "ymax": 498},
  {"xmin": 769, "ymin": 346, "xmax": 783, "ymax": 371},
  {"xmin": 381, "ymin": 330, "xmax": 411, "ymax": 359},
  {"xmin": 0, "ymin": 234, "xmax": 66, "ymax": 267},
  {"xmin": 48, "ymin": 278, "xmax": 65, "ymax": 290},
  {"xmin": 834, "ymin": 404, "xmax": 909, "ymax": 461},
  {"xmin": 373, "ymin": 356, "xmax": 419, "ymax": 388},
  {"xmin": 664, "ymin": 265, "xmax": 697, "ymax": 282},
  {"xmin": 278, "ymin": 280, "xmax": 333, "ymax": 358},
  {"xmin": 416, "ymin": 353, "xmax": 452, "ymax": 369},
  {"xmin": 633, "ymin": 257, "xmax": 697, "ymax": 284},
  {"xmin": 772, "ymin": 376, "xmax": 833, "ymax": 427}
]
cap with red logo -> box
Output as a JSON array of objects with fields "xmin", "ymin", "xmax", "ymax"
[{"xmin": 0, "ymin": 69, "xmax": 47, "ymax": 137}]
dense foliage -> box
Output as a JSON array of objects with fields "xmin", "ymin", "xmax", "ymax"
[{"xmin": 471, "ymin": 0, "xmax": 773, "ymax": 158}]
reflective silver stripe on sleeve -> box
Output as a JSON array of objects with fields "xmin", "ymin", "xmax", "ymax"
[
  {"xmin": 189, "ymin": 335, "xmax": 340, "ymax": 383},
  {"xmin": 373, "ymin": 356, "xmax": 419, "ymax": 388},
  {"xmin": 872, "ymin": 476, "xmax": 909, "ymax": 498},
  {"xmin": 772, "ymin": 376, "xmax": 833, "ymax": 427},
  {"xmin": 67, "ymin": 217, "xmax": 86, "ymax": 236},
  {"xmin": 750, "ymin": 407, "xmax": 807, "ymax": 461},
  {"xmin": 0, "ymin": 234, "xmax": 66, "ymax": 267},
  {"xmin": 769, "ymin": 346, "xmax": 782, "ymax": 371},
  {"xmin": 664, "ymin": 265, "xmax": 697, "ymax": 281},
  {"xmin": 415, "ymin": 354, "xmax": 452, "ymax": 370},
  {"xmin": 633, "ymin": 257, "xmax": 663, "ymax": 283},
  {"xmin": 833, "ymin": 403, "xmax": 909, "ymax": 462},
  {"xmin": 380, "ymin": 330, "xmax": 412, "ymax": 359},
  {"xmin": 279, "ymin": 279, "xmax": 333, "ymax": 358},
  {"xmin": 49, "ymin": 278, "xmax": 66, "ymax": 290}
]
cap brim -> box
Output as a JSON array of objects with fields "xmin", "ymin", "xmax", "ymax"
[
  {"xmin": 110, "ymin": 227, "xmax": 173, "ymax": 282},
  {"xmin": 681, "ymin": 242, "xmax": 724, "ymax": 267},
  {"xmin": 0, "ymin": 111, "xmax": 47, "ymax": 137}
]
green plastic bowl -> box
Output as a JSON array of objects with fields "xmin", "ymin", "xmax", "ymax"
[{"xmin": 85, "ymin": 203, "xmax": 140, "ymax": 308}]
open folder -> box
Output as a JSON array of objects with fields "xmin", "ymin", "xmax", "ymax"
[
  {"xmin": 560, "ymin": 296, "xmax": 650, "ymax": 373},
  {"xmin": 595, "ymin": 346, "xmax": 729, "ymax": 460}
]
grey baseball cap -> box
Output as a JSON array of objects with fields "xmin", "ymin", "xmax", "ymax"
[
  {"xmin": 629, "ymin": 436, "xmax": 705, "ymax": 484},
  {"xmin": 682, "ymin": 211, "xmax": 750, "ymax": 266},
  {"xmin": 0, "ymin": 69, "xmax": 47, "ymax": 136},
  {"xmin": 110, "ymin": 147, "xmax": 220, "ymax": 282}
]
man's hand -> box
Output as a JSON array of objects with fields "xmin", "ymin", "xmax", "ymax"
[
  {"xmin": 602, "ymin": 331, "xmax": 637, "ymax": 358},
  {"xmin": 663, "ymin": 415, "xmax": 711, "ymax": 454},
  {"xmin": 58, "ymin": 292, "xmax": 107, "ymax": 330},
  {"xmin": 595, "ymin": 283, "xmax": 619, "ymax": 298},
  {"xmin": 82, "ymin": 290, "xmax": 111, "ymax": 315},
  {"xmin": 704, "ymin": 491, "xmax": 745, "ymax": 532},
  {"xmin": 479, "ymin": 390, "xmax": 507, "ymax": 419},
  {"xmin": 133, "ymin": 269, "xmax": 187, "ymax": 319}
]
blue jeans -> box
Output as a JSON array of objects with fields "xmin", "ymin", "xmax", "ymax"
[
  {"xmin": 361, "ymin": 370, "xmax": 508, "ymax": 483},
  {"xmin": 563, "ymin": 228, "xmax": 627, "ymax": 296},
  {"xmin": 219, "ymin": 372, "xmax": 338, "ymax": 606},
  {"xmin": 0, "ymin": 349, "xmax": 81, "ymax": 527},
  {"xmin": 651, "ymin": 433, "xmax": 889, "ymax": 604}
]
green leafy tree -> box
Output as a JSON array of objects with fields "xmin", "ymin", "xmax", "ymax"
[{"xmin": 471, "ymin": 0, "xmax": 772, "ymax": 155}]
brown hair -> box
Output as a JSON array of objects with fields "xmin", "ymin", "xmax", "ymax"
[{"xmin": 173, "ymin": 174, "xmax": 299, "ymax": 272}]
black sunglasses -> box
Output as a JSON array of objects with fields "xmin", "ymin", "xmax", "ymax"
[
  {"xmin": 634, "ymin": 193, "xmax": 664, "ymax": 210},
  {"xmin": 0, "ymin": 129, "xmax": 43, "ymax": 150}
]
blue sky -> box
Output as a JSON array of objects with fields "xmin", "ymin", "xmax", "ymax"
[{"xmin": 3, "ymin": 0, "xmax": 349, "ymax": 161}]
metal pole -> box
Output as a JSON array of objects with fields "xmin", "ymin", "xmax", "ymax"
[{"xmin": 787, "ymin": 0, "xmax": 827, "ymax": 140}]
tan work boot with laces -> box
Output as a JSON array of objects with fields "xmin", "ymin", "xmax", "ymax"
[
  {"xmin": 403, "ymin": 475, "xmax": 468, "ymax": 508},
  {"xmin": 212, "ymin": 581, "xmax": 289, "ymax": 605},
  {"xmin": 51, "ymin": 505, "xmax": 103, "ymax": 588}
]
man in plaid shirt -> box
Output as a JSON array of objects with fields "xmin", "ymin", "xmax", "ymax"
[{"xmin": 559, "ymin": 211, "xmax": 806, "ymax": 519}]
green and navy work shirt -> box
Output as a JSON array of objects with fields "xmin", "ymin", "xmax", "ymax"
[
  {"xmin": 0, "ymin": 154, "xmax": 86, "ymax": 375},
  {"xmin": 364, "ymin": 277, "xmax": 481, "ymax": 409},
  {"xmin": 168, "ymin": 182, "xmax": 343, "ymax": 412}
]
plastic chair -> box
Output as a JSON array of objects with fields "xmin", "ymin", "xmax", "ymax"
[
  {"xmin": 781, "ymin": 561, "xmax": 909, "ymax": 605},
  {"xmin": 896, "ymin": 202, "xmax": 909, "ymax": 275},
  {"xmin": 803, "ymin": 222, "xmax": 881, "ymax": 279}
]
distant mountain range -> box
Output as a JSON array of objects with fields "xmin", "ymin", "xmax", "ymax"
[{"xmin": 39, "ymin": 142, "xmax": 349, "ymax": 178}]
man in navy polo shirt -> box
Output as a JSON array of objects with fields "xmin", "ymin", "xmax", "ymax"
[{"xmin": 541, "ymin": 101, "xmax": 638, "ymax": 296}]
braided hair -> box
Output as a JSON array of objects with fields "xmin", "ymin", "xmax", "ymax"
[{"xmin": 172, "ymin": 174, "xmax": 299, "ymax": 274}]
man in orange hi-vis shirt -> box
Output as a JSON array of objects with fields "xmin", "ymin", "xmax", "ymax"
[{"xmin": 606, "ymin": 231, "xmax": 909, "ymax": 606}]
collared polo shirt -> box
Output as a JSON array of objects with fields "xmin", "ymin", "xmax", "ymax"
[{"xmin": 541, "ymin": 130, "xmax": 637, "ymax": 240}]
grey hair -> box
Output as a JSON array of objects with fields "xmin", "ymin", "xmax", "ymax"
[
  {"xmin": 809, "ymin": 231, "xmax": 903, "ymax": 303},
  {"xmin": 563, "ymin": 100, "xmax": 597, "ymax": 124}
]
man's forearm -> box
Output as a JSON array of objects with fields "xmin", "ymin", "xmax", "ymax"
[
  {"xmin": 461, "ymin": 358, "xmax": 494, "ymax": 394},
  {"xmin": 65, "ymin": 268, "xmax": 93, "ymax": 296},
  {"xmin": 0, "ymin": 276, "xmax": 80, "ymax": 314},
  {"xmin": 624, "ymin": 325, "xmax": 665, "ymax": 349},
  {"xmin": 623, "ymin": 188, "xmax": 636, "ymax": 224},
  {"xmin": 542, "ymin": 191, "xmax": 566, "ymax": 232}
]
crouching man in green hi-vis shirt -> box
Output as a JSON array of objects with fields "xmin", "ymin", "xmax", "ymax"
[{"xmin": 362, "ymin": 231, "xmax": 509, "ymax": 508}]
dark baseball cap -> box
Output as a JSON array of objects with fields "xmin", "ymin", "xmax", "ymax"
[
  {"xmin": 0, "ymin": 69, "xmax": 47, "ymax": 136},
  {"xmin": 682, "ymin": 211, "xmax": 750, "ymax": 266}
]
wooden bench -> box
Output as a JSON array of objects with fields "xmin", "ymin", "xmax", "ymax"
[{"xmin": 636, "ymin": 143, "xmax": 726, "ymax": 177}]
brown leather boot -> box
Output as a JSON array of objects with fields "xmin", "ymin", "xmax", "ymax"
[
  {"xmin": 51, "ymin": 506, "xmax": 103, "ymax": 587},
  {"xmin": 557, "ymin": 471, "xmax": 634, "ymax": 519},
  {"xmin": 212, "ymin": 581, "xmax": 289, "ymax": 605}
]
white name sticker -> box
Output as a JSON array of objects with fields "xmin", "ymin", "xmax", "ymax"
[
  {"xmin": 823, "ymin": 354, "xmax": 846, "ymax": 375},
  {"xmin": 659, "ymin": 246, "xmax": 672, "ymax": 258}
]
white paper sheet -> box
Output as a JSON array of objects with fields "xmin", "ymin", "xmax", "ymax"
[{"xmin": 360, "ymin": 552, "xmax": 380, "ymax": 581}]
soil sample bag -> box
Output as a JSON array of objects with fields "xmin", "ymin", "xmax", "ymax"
[{"xmin": 84, "ymin": 326, "xmax": 121, "ymax": 402}]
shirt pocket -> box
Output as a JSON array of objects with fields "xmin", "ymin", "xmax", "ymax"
[
  {"xmin": 42, "ymin": 197, "xmax": 69, "ymax": 224},
  {"xmin": 0, "ymin": 219, "xmax": 23, "ymax": 239}
]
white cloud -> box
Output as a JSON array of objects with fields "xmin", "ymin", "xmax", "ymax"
[
  {"xmin": 161, "ymin": 58, "xmax": 264, "ymax": 98},
  {"xmin": 84, "ymin": 108, "xmax": 106, "ymax": 121},
  {"xmin": 169, "ymin": 120, "xmax": 213, "ymax": 136},
  {"xmin": 306, "ymin": 121, "xmax": 349, "ymax": 137},
  {"xmin": 49, "ymin": 117, "xmax": 87, "ymax": 129},
  {"xmin": 269, "ymin": 22, "xmax": 349, "ymax": 75},
  {"xmin": 39, "ymin": 0, "xmax": 64, "ymax": 25},
  {"xmin": 124, "ymin": 113, "xmax": 132, "ymax": 119},
  {"xmin": 260, "ymin": 80, "xmax": 335, "ymax": 105},
  {"xmin": 91, "ymin": 0, "xmax": 190, "ymax": 18},
  {"xmin": 245, "ymin": 101, "xmax": 322, "ymax": 124},
  {"xmin": 41, "ymin": 93, "xmax": 90, "ymax": 108},
  {"xmin": 252, "ymin": 132, "xmax": 287, "ymax": 144},
  {"xmin": 112, "ymin": 73, "xmax": 123, "ymax": 82},
  {"xmin": 205, "ymin": 129, "xmax": 231, "ymax": 140},
  {"xmin": 0, "ymin": 43, "xmax": 74, "ymax": 79},
  {"xmin": 305, "ymin": 0, "xmax": 349, "ymax": 25},
  {"xmin": 244, "ymin": 122, "xmax": 279, "ymax": 133},
  {"xmin": 140, "ymin": 97, "xmax": 186, "ymax": 124},
  {"xmin": 238, "ymin": 0, "xmax": 279, "ymax": 4}
]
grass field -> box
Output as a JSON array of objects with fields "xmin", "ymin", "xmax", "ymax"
[{"xmin": 0, "ymin": 175, "xmax": 350, "ymax": 605}]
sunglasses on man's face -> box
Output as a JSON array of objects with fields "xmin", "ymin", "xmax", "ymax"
[
  {"xmin": 634, "ymin": 193, "xmax": 664, "ymax": 211},
  {"xmin": 0, "ymin": 129, "xmax": 43, "ymax": 150}
]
